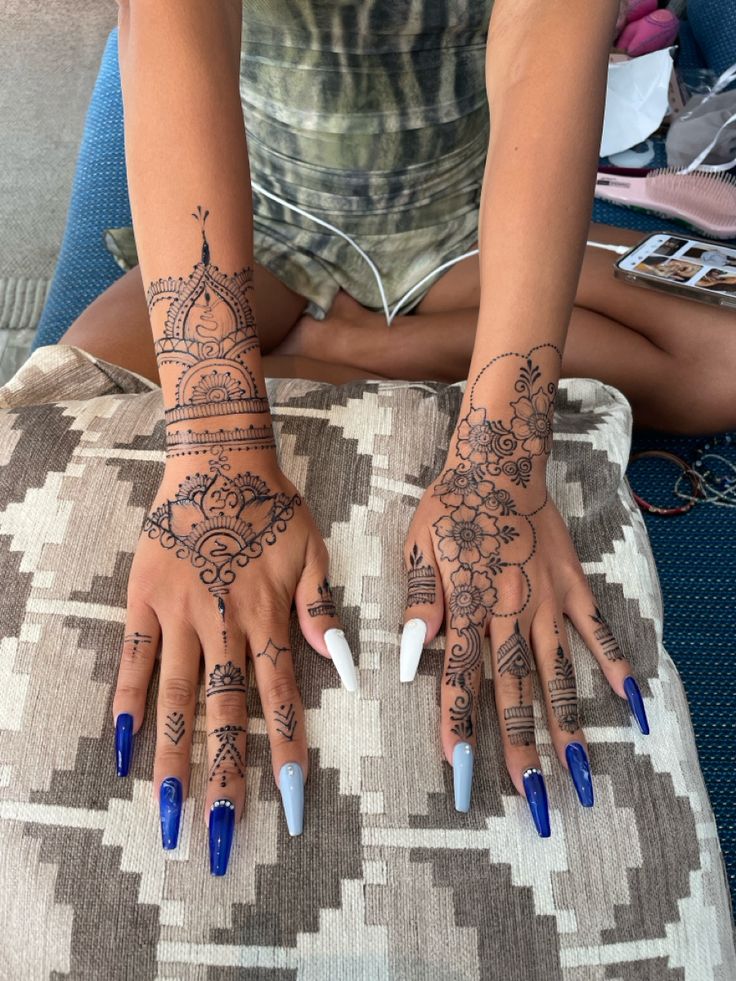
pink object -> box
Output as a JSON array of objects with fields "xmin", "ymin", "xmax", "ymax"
[
  {"xmin": 623, "ymin": 0, "xmax": 658, "ymax": 26},
  {"xmin": 594, "ymin": 168, "xmax": 736, "ymax": 239},
  {"xmin": 617, "ymin": 10, "xmax": 680, "ymax": 57}
]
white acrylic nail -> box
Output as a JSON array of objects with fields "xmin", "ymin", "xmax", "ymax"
[
  {"xmin": 400, "ymin": 618, "xmax": 427, "ymax": 683},
  {"xmin": 324, "ymin": 629, "xmax": 359, "ymax": 692}
]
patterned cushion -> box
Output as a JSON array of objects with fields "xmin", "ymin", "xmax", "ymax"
[{"xmin": 0, "ymin": 346, "xmax": 733, "ymax": 980}]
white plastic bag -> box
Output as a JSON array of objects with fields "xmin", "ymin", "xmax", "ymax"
[
  {"xmin": 666, "ymin": 61, "xmax": 736, "ymax": 173},
  {"xmin": 601, "ymin": 47, "xmax": 675, "ymax": 157}
]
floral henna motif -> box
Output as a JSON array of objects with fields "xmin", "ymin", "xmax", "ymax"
[
  {"xmin": 433, "ymin": 346, "xmax": 560, "ymax": 739},
  {"xmin": 144, "ymin": 453, "xmax": 301, "ymax": 598}
]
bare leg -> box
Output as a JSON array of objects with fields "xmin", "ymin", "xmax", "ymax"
[{"xmin": 277, "ymin": 222, "xmax": 736, "ymax": 433}]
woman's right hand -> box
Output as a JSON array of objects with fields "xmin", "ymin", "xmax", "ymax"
[{"xmin": 111, "ymin": 454, "xmax": 357, "ymax": 875}]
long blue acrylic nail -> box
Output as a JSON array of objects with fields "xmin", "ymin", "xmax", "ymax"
[
  {"xmin": 452, "ymin": 742, "xmax": 474, "ymax": 813},
  {"xmin": 624, "ymin": 676, "xmax": 650, "ymax": 735},
  {"xmin": 159, "ymin": 778, "xmax": 183, "ymax": 850},
  {"xmin": 523, "ymin": 768, "xmax": 551, "ymax": 837},
  {"xmin": 115, "ymin": 713, "xmax": 133, "ymax": 777},
  {"xmin": 565, "ymin": 743, "xmax": 594, "ymax": 808},
  {"xmin": 279, "ymin": 763, "xmax": 304, "ymax": 836},
  {"xmin": 209, "ymin": 799, "xmax": 235, "ymax": 876}
]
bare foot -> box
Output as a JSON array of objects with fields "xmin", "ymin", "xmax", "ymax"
[{"xmin": 273, "ymin": 290, "xmax": 373, "ymax": 361}]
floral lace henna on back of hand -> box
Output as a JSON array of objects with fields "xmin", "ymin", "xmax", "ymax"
[{"xmin": 433, "ymin": 345, "xmax": 561, "ymax": 739}]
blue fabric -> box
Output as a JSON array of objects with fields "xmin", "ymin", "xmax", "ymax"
[
  {"xmin": 32, "ymin": 29, "xmax": 129, "ymax": 350},
  {"xmin": 32, "ymin": 21, "xmax": 736, "ymax": 906}
]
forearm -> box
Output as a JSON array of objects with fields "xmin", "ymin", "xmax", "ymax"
[
  {"xmin": 118, "ymin": 1, "xmax": 276, "ymax": 462},
  {"xmin": 463, "ymin": 0, "xmax": 619, "ymax": 439}
]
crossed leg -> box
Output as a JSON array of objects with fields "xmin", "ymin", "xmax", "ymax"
[{"xmin": 61, "ymin": 220, "xmax": 736, "ymax": 432}]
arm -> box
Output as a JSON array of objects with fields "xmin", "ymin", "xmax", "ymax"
[
  {"xmin": 402, "ymin": 0, "xmax": 648, "ymax": 828},
  {"xmin": 112, "ymin": 0, "xmax": 354, "ymax": 873}
]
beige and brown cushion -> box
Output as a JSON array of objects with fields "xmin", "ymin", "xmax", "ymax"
[{"xmin": 0, "ymin": 345, "xmax": 733, "ymax": 980}]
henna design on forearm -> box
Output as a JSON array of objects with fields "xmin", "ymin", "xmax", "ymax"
[
  {"xmin": 208, "ymin": 725, "xmax": 246, "ymax": 788},
  {"xmin": 206, "ymin": 661, "xmax": 247, "ymax": 697},
  {"xmin": 591, "ymin": 607, "xmax": 625, "ymax": 661},
  {"xmin": 307, "ymin": 579, "xmax": 337, "ymax": 618},
  {"xmin": 164, "ymin": 712, "xmax": 185, "ymax": 745},
  {"xmin": 406, "ymin": 544, "xmax": 437, "ymax": 607},
  {"xmin": 548, "ymin": 644, "xmax": 579, "ymax": 733},
  {"xmin": 143, "ymin": 207, "xmax": 299, "ymax": 602},
  {"xmin": 433, "ymin": 346, "xmax": 560, "ymax": 739},
  {"xmin": 273, "ymin": 703, "xmax": 297, "ymax": 741},
  {"xmin": 256, "ymin": 639, "xmax": 289, "ymax": 668}
]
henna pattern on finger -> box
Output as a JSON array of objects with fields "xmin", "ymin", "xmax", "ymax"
[
  {"xmin": 591, "ymin": 607, "xmax": 625, "ymax": 661},
  {"xmin": 406, "ymin": 544, "xmax": 437, "ymax": 607},
  {"xmin": 548, "ymin": 644, "xmax": 579, "ymax": 733},
  {"xmin": 274, "ymin": 703, "xmax": 297, "ymax": 741},
  {"xmin": 164, "ymin": 712, "xmax": 186, "ymax": 745},
  {"xmin": 256, "ymin": 639, "xmax": 289, "ymax": 668},
  {"xmin": 307, "ymin": 579, "xmax": 337, "ymax": 618},
  {"xmin": 208, "ymin": 725, "xmax": 246, "ymax": 788},
  {"xmin": 206, "ymin": 661, "xmax": 247, "ymax": 697},
  {"xmin": 498, "ymin": 621, "xmax": 535, "ymax": 746},
  {"xmin": 123, "ymin": 633, "xmax": 152, "ymax": 661}
]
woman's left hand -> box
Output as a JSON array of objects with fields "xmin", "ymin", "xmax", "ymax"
[{"xmin": 399, "ymin": 381, "xmax": 650, "ymax": 835}]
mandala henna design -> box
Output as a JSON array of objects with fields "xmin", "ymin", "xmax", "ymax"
[
  {"xmin": 406, "ymin": 544, "xmax": 437, "ymax": 607},
  {"xmin": 208, "ymin": 725, "xmax": 246, "ymax": 788},
  {"xmin": 274, "ymin": 703, "xmax": 297, "ymax": 741},
  {"xmin": 206, "ymin": 661, "xmax": 247, "ymax": 697},
  {"xmin": 548, "ymin": 644, "xmax": 579, "ymax": 733},
  {"xmin": 432, "ymin": 346, "xmax": 561, "ymax": 741},
  {"xmin": 144, "ymin": 454, "xmax": 301, "ymax": 597},
  {"xmin": 256, "ymin": 639, "xmax": 289, "ymax": 668},
  {"xmin": 307, "ymin": 578, "xmax": 337, "ymax": 618},
  {"xmin": 164, "ymin": 712, "xmax": 185, "ymax": 745},
  {"xmin": 591, "ymin": 607, "xmax": 625, "ymax": 661}
]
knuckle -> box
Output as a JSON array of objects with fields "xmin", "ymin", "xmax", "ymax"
[
  {"xmin": 155, "ymin": 747, "xmax": 187, "ymax": 771},
  {"xmin": 207, "ymin": 691, "xmax": 248, "ymax": 719},
  {"xmin": 160, "ymin": 677, "xmax": 196, "ymax": 708},
  {"xmin": 267, "ymin": 677, "xmax": 299, "ymax": 708},
  {"xmin": 114, "ymin": 683, "xmax": 144, "ymax": 702}
]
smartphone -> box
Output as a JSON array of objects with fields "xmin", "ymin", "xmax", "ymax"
[{"xmin": 614, "ymin": 232, "xmax": 736, "ymax": 310}]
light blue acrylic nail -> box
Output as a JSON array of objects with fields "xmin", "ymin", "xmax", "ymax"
[
  {"xmin": 279, "ymin": 762, "xmax": 304, "ymax": 836},
  {"xmin": 452, "ymin": 742, "xmax": 474, "ymax": 813}
]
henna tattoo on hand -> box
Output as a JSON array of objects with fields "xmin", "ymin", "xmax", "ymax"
[
  {"xmin": 164, "ymin": 712, "xmax": 186, "ymax": 745},
  {"xmin": 256, "ymin": 639, "xmax": 289, "ymax": 668},
  {"xmin": 206, "ymin": 661, "xmax": 247, "ymax": 697},
  {"xmin": 406, "ymin": 544, "xmax": 437, "ymax": 607},
  {"xmin": 548, "ymin": 644, "xmax": 579, "ymax": 733},
  {"xmin": 123, "ymin": 632, "xmax": 153, "ymax": 661},
  {"xmin": 307, "ymin": 578, "xmax": 337, "ymax": 618},
  {"xmin": 433, "ymin": 346, "xmax": 560, "ymax": 739},
  {"xmin": 208, "ymin": 725, "xmax": 246, "ymax": 788},
  {"xmin": 273, "ymin": 703, "xmax": 297, "ymax": 741},
  {"xmin": 591, "ymin": 607, "xmax": 625, "ymax": 661}
]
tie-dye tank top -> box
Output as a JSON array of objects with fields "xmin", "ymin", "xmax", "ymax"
[{"xmin": 239, "ymin": 0, "xmax": 494, "ymax": 237}]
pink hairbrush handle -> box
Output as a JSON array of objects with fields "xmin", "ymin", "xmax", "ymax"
[{"xmin": 617, "ymin": 10, "xmax": 680, "ymax": 57}]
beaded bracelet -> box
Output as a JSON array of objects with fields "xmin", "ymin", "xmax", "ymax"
[{"xmin": 628, "ymin": 449, "xmax": 703, "ymax": 516}]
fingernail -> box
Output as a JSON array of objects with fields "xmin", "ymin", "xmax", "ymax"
[
  {"xmin": 523, "ymin": 768, "xmax": 551, "ymax": 838},
  {"xmin": 279, "ymin": 762, "xmax": 304, "ymax": 836},
  {"xmin": 115, "ymin": 713, "xmax": 133, "ymax": 777},
  {"xmin": 452, "ymin": 742, "xmax": 474, "ymax": 813},
  {"xmin": 209, "ymin": 799, "xmax": 236, "ymax": 876},
  {"xmin": 324, "ymin": 629, "xmax": 359, "ymax": 692},
  {"xmin": 624, "ymin": 676, "xmax": 650, "ymax": 735},
  {"xmin": 565, "ymin": 743, "xmax": 594, "ymax": 808},
  {"xmin": 159, "ymin": 778, "xmax": 183, "ymax": 850},
  {"xmin": 400, "ymin": 618, "xmax": 427, "ymax": 683}
]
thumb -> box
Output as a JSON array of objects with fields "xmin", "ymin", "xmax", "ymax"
[{"xmin": 294, "ymin": 536, "xmax": 358, "ymax": 693}]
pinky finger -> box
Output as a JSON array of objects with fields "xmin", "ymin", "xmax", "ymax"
[
  {"xmin": 112, "ymin": 603, "xmax": 161, "ymax": 776},
  {"xmin": 564, "ymin": 584, "xmax": 650, "ymax": 735}
]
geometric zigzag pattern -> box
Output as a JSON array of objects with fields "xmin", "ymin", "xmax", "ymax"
[{"xmin": 0, "ymin": 345, "xmax": 733, "ymax": 979}]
